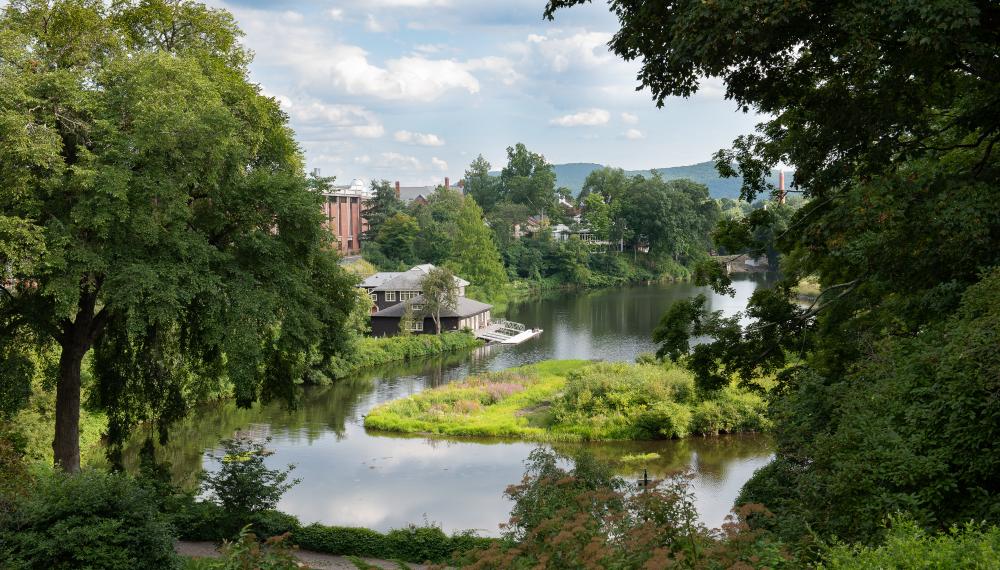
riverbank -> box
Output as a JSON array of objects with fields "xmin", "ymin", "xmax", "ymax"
[
  {"xmin": 363, "ymin": 360, "xmax": 770, "ymax": 441},
  {"xmin": 325, "ymin": 332, "xmax": 483, "ymax": 381}
]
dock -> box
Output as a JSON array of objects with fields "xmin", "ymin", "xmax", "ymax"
[{"xmin": 475, "ymin": 319, "xmax": 543, "ymax": 345}]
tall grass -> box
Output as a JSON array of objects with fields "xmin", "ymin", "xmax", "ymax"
[
  {"xmin": 364, "ymin": 360, "xmax": 770, "ymax": 441},
  {"xmin": 326, "ymin": 332, "xmax": 482, "ymax": 380}
]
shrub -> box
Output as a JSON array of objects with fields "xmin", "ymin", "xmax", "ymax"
[
  {"xmin": 0, "ymin": 468, "xmax": 179, "ymax": 570},
  {"xmin": 326, "ymin": 332, "xmax": 481, "ymax": 379},
  {"xmin": 200, "ymin": 436, "xmax": 299, "ymax": 522},
  {"xmin": 292, "ymin": 522, "xmax": 491, "ymax": 564},
  {"xmin": 249, "ymin": 510, "xmax": 302, "ymax": 539},
  {"xmin": 820, "ymin": 518, "xmax": 1000, "ymax": 569},
  {"xmin": 463, "ymin": 449, "xmax": 793, "ymax": 569}
]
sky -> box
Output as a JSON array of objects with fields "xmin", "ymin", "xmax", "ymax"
[{"xmin": 201, "ymin": 0, "xmax": 764, "ymax": 186}]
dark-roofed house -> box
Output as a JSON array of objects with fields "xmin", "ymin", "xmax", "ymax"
[
  {"xmin": 371, "ymin": 295, "xmax": 492, "ymax": 336},
  {"xmin": 360, "ymin": 264, "xmax": 488, "ymax": 336},
  {"xmin": 360, "ymin": 264, "xmax": 469, "ymax": 312}
]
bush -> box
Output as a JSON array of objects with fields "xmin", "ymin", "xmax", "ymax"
[
  {"xmin": 249, "ymin": 510, "xmax": 301, "ymax": 539},
  {"xmin": 326, "ymin": 332, "xmax": 481, "ymax": 379},
  {"xmin": 292, "ymin": 522, "xmax": 491, "ymax": 564},
  {"xmin": 820, "ymin": 518, "xmax": 1000, "ymax": 569},
  {"xmin": 182, "ymin": 526, "xmax": 300, "ymax": 570},
  {"xmin": 0, "ymin": 468, "xmax": 180, "ymax": 569},
  {"xmin": 200, "ymin": 436, "xmax": 299, "ymax": 521},
  {"xmin": 463, "ymin": 448, "xmax": 791, "ymax": 569}
]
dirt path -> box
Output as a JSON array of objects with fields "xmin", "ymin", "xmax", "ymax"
[{"xmin": 175, "ymin": 540, "xmax": 435, "ymax": 570}]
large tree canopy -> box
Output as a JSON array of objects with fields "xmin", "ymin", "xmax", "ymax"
[
  {"xmin": 549, "ymin": 0, "xmax": 1000, "ymax": 545},
  {"xmin": 0, "ymin": 0, "xmax": 356, "ymax": 471}
]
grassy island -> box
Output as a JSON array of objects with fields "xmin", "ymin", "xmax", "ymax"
[{"xmin": 363, "ymin": 360, "xmax": 769, "ymax": 441}]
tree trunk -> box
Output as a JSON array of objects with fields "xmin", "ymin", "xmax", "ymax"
[
  {"xmin": 53, "ymin": 340, "xmax": 85, "ymax": 472},
  {"xmin": 53, "ymin": 286, "xmax": 104, "ymax": 472}
]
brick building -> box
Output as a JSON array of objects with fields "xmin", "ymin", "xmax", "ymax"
[{"xmin": 321, "ymin": 178, "xmax": 371, "ymax": 255}]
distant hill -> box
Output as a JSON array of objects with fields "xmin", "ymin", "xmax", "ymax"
[{"xmin": 551, "ymin": 161, "xmax": 783, "ymax": 200}]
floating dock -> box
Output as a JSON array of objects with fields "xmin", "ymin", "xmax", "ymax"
[{"xmin": 475, "ymin": 319, "xmax": 542, "ymax": 345}]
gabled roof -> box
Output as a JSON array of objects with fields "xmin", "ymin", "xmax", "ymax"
[
  {"xmin": 372, "ymin": 295, "xmax": 492, "ymax": 319},
  {"xmin": 371, "ymin": 264, "xmax": 470, "ymax": 292},
  {"xmin": 360, "ymin": 271, "xmax": 403, "ymax": 289}
]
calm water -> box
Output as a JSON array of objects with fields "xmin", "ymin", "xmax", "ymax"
[{"xmin": 124, "ymin": 275, "xmax": 776, "ymax": 535}]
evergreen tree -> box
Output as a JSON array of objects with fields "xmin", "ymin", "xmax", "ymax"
[
  {"xmin": 464, "ymin": 155, "xmax": 501, "ymax": 213},
  {"xmin": 447, "ymin": 198, "xmax": 508, "ymax": 300},
  {"xmin": 362, "ymin": 179, "xmax": 403, "ymax": 243}
]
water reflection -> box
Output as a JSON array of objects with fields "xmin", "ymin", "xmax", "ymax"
[{"xmin": 113, "ymin": 276, "xmax": 776, "ymax": 534}]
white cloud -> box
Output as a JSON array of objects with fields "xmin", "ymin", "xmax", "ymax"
[
  {"xmin": 431, "ymin": 157, "xmax": 448, "ymax": 171},
  {"xmin": 621, "ymin": 112, "xmax": 639, "ymax": 124},
  {"xmin": 550, "ymin": 108, "xmax": 611, "ymax": 127},
  {"xmin": 274, "ymin": 97, "xmax": 384, "ymax": 139},
  {"xmin": 365, "ymin": 14, "xmax": 387, "ymax": 32},
  {"xmin": 373, "ymin": 152, "xmax": 423, "ymax": 170},
  {"xmin": 524, "ymin": 31, "xmax": 614, "ymax": 73},
  {"xmin": 394, "ymin": 130, "xmax": 445, "ymax": 146},
  {"xmin": 326, "ymin": 8, "xmax": 344, "ymax": 20},
  {"xmin": 363, "ymin": 0, "xmax": 450, "ymax": 5},
  {"xmin": 624, "ymin": 128, "xmax": 644, "ymax": 140},
  {"xmin": 466, "ymin": 56, "xmax": 521, "ymax": 86}
]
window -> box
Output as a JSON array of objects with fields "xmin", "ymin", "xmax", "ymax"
[
  {"xmin": 400, "ymin": 291, "xmax": 419, "ymax": 301},
  {"xmin": 405, "ymin": 320, "xmax": 423, "ymax": 332},
  {"xmin": 386, "ymin": 291, "xmax": 396, "ymax": 301},
  {"xmin": 412, "ymin": 303, "xmax": 425, "ymax": 312},
  {"xmin": 369, "ymin": 293, "xmax": 377, "ymax": 304}
]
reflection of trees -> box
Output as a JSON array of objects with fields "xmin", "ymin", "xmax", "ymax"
[
  {"xmin": 550, "ymin": 434, "xmax": 773, "ymax": 481},
  {"xmin": 102, "ymin": 377, "xmax": 377, "ymax": 489}
]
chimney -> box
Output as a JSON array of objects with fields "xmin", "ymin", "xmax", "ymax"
[
  {"xmin": 778, "ymin": 171, "xmax": 787, "ymax": 205},
  {"xmin": 395, "ymin": 180, "xmax": 400, "ymax": 199},
  {"xmin": 444, "ymin": 177, "xmax": 450, "ymax": 189}
]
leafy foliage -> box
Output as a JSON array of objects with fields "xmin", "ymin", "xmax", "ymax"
[
  {"xmin": 0, "ymin": 468, "xmax": 179, "ymax": 569},
  {"xmin": 547, "ymin": 0, "xmax": 1000, "ymax": 548},
  {"xmin": 819, "ymin": 518, "xmax": 1000, "ymax": 569},
  {"xmin": 325, "ymin": 332, "xmax": 481, "ymax": 380},
  {"xmin": 0, "ymin": 0, "xmax": 357, "ymax": 470},
  {"xmin": 420, "ymin": 266, "xmax": 459, "ymax": 335},
  {"xmin": 200, "ymin": 436, "xmax": 299, "ymax": 522},
  {"xmin": 463, "ymin": 448, "xmax": 791, "ymax": 569},
  {"xmin": 293, "ymin": 522, "xmax": 491, "ymax": 564}
]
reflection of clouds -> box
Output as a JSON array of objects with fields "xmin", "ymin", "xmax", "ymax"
[{"xmin": 163, "ymin": 279, "xmax": 776, "ymax": 534}]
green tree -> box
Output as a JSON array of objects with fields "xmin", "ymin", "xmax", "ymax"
[
  {"xmin": 499, "ymin": 143, "xmax": 557, "ymax": 215},
  {"xmin": 419, "ymin": 267, "xmax": 459, "ymax": 335},
  {"xmin": 362, "ymin": 179, "xmax": 403, "ymax": 243},
  {"xmin": 464, "ymin": 154, "xmax": 501, "ymax": 213},
  {"xmin": 0, "ymin": 0, "xmax": 356, "ymax": 471},
  {"xmin": 411, "ymin": 185, "xmax": 464, "ymax": 264},
  {"xmin": 447, "ymin": 198, "xmax": 508, "ymax": 300},
  {"xmin": 200, "ymin": 436, "xmax": 299, "ymax": 521},
  {"xmin": 376, "ymin": 213, "xmax": 420, "ymax": 266},
  {"xmin": 548, "ymin": 0, "xmax": 1000, "ymax": 545}
]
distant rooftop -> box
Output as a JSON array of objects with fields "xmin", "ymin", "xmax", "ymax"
[
  {"xmin": 361, "ymin": 264, "xmax": 470, "ymax": 291},
  {"xmin": 372, "ymin": 295, "xmax": 491, "ymax": 319}
]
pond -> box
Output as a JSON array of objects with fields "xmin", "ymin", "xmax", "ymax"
[{"xmin": 124, "ymin": 274, "xmax": 777, "ymax": 535}]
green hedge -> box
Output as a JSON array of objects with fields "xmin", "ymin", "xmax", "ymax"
[
  {"xmin": 175, "ymin": 500, "xmax": 493, "ymax": 565},
  {"xmin": 326, "ymin": 331, "xmax": 482, "ymax": 379},
  {"xmin": 294, "ymin": 523, "xmax": 492, "ymax": 564}
]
